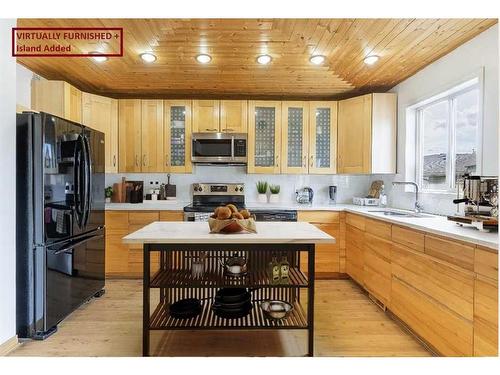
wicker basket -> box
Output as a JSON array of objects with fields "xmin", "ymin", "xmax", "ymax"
[{"xmin": 208, "ymin": 217, "xmax": 257, "ymax": 233}]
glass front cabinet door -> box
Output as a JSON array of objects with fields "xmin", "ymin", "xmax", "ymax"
[
  {"xmin": 248, "ymin": 101, "xmax": 282, "ymax": 174},
  {"xmin": 308, "ymin": 101, "xmax": 337, "ymax": 174},
  {"xmin": 281, "ymin": 101, "xmax": 309, "ymax": 174},
  {"xmin": 164, "ymin": 100, "xmax": 193, "ymax": 173}
]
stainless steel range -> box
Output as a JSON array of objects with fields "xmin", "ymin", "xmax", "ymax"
[
  {"xmin": 183, "ymin": 183, "xmax": 297, "ymax": 222},
  {"xmin": 183, "ymin": 183, "xmax": 245, "ymax": 221}
]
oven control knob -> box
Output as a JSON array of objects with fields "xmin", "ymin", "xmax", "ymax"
[{"xmin": 239, "ymin": 186, "xmax": 244, "ymax": 192}]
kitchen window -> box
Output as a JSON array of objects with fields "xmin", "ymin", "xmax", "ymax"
[{"xmin": 414, "ymin": 78, "xmax": 481, "ymax": 192}]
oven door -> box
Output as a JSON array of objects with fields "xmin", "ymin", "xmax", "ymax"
[{"xmin": 192, "ymin": 133, "xmax": 233, "ymax": 163}]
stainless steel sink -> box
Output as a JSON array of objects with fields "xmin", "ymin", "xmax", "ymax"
[{"xmin": 368, "ymin": 209, "xmax": 431, "ymax": 218}]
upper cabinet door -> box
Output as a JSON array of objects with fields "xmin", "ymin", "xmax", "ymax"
[
  {"xmin": 338, "ymin": 95, "xmax": 372, "ymax": 174},
  {"xmin": 118, "ymin": 99, "xmax": 142, "ymax": 172},
  {"xmin": 141, "ymin": 100, "xmax": 164, "ymax": 172},
  {"xmin": 220, "ymin": 100, "xmax": 247, "ymax": 133},
  {"xmin": 192, "ymin": 100, "xmax": 220, "ymax": 133},
  {"xmin": 247, "ymin": 101, "xmax": 281, "ymax": 174},
  {"xmin": 281, "ymin": 101, "xmax": 309, "ymax": 174},
  {"xmin": 308, "ymin": 101, "xmax": 337, "ymax": 174},
  {"xmin": 31, "ymin": 80, "xmax": 82, "ymax": 123},
  {"xmin": 164, "ymin": 100, "xmax": 193, "ymax": 173},
  {"xmin": 82, "ymin": 93, "xmax": 119, "ymax": 173}
]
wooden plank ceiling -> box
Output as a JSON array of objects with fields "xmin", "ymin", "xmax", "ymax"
[{"xmin": 17, "ymin": 18, "xmax": 497, "ymax": 100}]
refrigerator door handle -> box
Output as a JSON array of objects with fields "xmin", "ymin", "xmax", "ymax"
[
  {"xmin": 47, "ymin": 233, "xmax": 104, "ymax": 255},
  {"xmin": 82, "ymin": 135, "xmax": 92, "ymax": 227},
  {"xmin": 74, "ymin": 135, "xmax": 85, "ymax": 228}
]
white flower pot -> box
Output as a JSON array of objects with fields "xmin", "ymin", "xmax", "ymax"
[
  {"xmin": 105, "ymin": 197, "xmax": 111, "ymax": 203},
  {"xmin": 269, "ymin": 194, "xmax": 279, "ymax": 204},
  {"xmin": 257, "ymin": 194, "xmax": 267, "ymax": 203}
]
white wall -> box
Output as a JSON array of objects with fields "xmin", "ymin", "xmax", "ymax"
[
  {"xmin": 0, "ymin": 18, "xmax": 17, "ymax": 346},
  {"xmin": 16, "ymin": 63, "xmax": 35, "ymax": 110},
  {"xmin": 379, "ymin": 24, "xmax": 499, "ymax": 215}
]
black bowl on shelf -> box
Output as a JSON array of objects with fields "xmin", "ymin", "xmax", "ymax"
[
  {"xmin": 169, "ymin": 298, "xmax": 202, "ymax": 319},
  {"xmin": 212, "ymin": 288, "xmax": 253, "ymax": 319}
]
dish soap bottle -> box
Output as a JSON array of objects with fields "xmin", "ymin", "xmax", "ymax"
[
  {"xmin": 279, "ymin": 253, "xmax": 290, "ymax": 285},
  {"xmin": 268, "ymin": 254, "xmax": 280, "ymax": 285},
  {"xmin": 379, "ymin": 184, "xmax": 387, "ymax": 208}
]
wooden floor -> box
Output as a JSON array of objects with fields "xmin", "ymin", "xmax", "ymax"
[{"xmin": 10, "ymin": 279, "xmax": 430, "ymax": 357}]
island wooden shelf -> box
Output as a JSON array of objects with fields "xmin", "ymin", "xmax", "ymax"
[
  {"xmin": 150, "ymin": 264, "xmax": 309, "ymax": 288},
  {"xmin": 150, "ymin": 299, "xmax": 308, "ymax": 330}
]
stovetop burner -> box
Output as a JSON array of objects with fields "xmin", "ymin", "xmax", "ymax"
[{"xmin": 183, "ymin": 203, "xmax": 246, "ymax": 213}]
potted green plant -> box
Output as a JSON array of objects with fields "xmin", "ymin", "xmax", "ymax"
[
  {"xmin": 105, "ymin": 186, "xmax": 113, "ymax": 203},
  {"xmin": 256, "ymin": 181, "xmax": 268, "ymax": 203},
  {"xmin": 269, "ymin": 184, "xmax": 280, "ymax": 204}
]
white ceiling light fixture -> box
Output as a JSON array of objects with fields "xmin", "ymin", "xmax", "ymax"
[
  {"xmin": 363, "ymin": 55, "xmax": 379, "ymax": 65},
  {"xmin": 196, "ymin": 54, "xmax": 212, "ymax": 64},
  {"xmin": 140, "ymin": 52, "xmax": 157, "ymax": 63},
  {"xmin": 90, "ymin": 52, "xmax": 108, "ymax": 63},
  {"xmin": 256, "ymin": 54, "xmax": 272, "ymax": 65},
  {"xmin": 309, "ymin": 55, "xmax": 326, "ymax": 65}
]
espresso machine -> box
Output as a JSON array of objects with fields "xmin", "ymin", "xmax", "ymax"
[{"xmin": 447, "ymin": 174, "xmax": 498, "ymax": 232}]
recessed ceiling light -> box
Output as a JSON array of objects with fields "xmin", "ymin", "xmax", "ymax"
[
  {"xmin": 363, "ymin": 55, "xmax": 379, "ymax": 65},
  {"xmin": 309, "ymin": 55, "xmax": 326, "ymax": 65},
  {"xmin": 89, "ymin": 52, "xmax": 108, "ymax": 62},
  {"xmin": 140, "ymin": 52, "xmax": 157, "ymax": 63},
  {"xmin": 256, "ymin": 54, "xmax": 272, "ymax": 65},
  {"xmin": 196, "ymin": 54, "xmax": 212, "ymax": 64}
]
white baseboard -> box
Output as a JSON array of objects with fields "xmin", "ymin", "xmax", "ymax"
[{"xmin": 0, "ymin": 335, "xmax": 19, "ymax": 356}]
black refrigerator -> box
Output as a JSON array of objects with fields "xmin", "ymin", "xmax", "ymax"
[{"xmin": 16, "ymin": 112, "xmax": 105, "ymax": 339}]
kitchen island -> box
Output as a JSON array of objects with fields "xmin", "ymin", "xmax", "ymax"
[{"xmin": 123, "ymin": 221, "xmax": 335, "ymax": 357}]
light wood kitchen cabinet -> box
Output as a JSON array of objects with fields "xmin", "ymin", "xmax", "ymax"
[
  {"xmin": 474, "ymin": 275, "xmax": 498, "ymax": 356},
  {"xmin": 298, "ymin": 211, "xmax": 341, "ymax": 278},
  {"xmin": 473, "ymin": 247, "xmax": 498, "ymax": 356},
  {"xmin": 308, "ymin": 101, "xmax": 337, "ymax": 174},
  {"xmin": 82, "ymin": 93, "xmax": 118, "ymax": 173},
  {"xmin": 345, "ymin": 220, "xmax": 365, "ymax": 285},
  {"xmin": 391, "ymin": 225, "xmax": 424, "ymax": 252},
  {"xmin": 220, "ymin": 100, "xmax": 247, "ymax": 133},
  {"xmin": 192, "ymin": 100, "xmax": 220, "ymax": 132},
  {"xmin": 31, "ymin": 80, "xmax": 82, "ymax": 123},
  {"xmin": 337, "ymin": 93, "xmax": 396, "ymax": 174},
  {"xmin": 281, "ymin": 101, "xmax": 309, "ymax": 174},
  {"xmin": 247, "ymin": 101, "xmax": 282, "ymax": 174},
  {"xmin": 391, "ymin": 242, "xmax": 474, "ymax": 356},
  {"xmin": 118, "ymin": 99, "xmax": 142, "ymax": 172},
  {"xmin": 424, "ymin": 234, "xmax": 474, "ymax": 271},
  {"xmin": 164, "ymin": 100, "xmax": 193, "ymax": 173},
  {"xmin": 141, "ymin": 100, "xmax": 164, "ymax": 173},
  {"xmin": 105, "ymin": 210, "xmax": 184, "ymax": 277},
  {"xmin": 364, "ymin": 229, "xmax": 392, "ymax": 306}
]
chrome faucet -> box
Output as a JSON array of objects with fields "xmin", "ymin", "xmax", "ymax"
[{"xmin": 392, "ymin": 181, "xmax": 424, "ymax": 213}]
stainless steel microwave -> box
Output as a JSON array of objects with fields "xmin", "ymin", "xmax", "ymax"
[{"xmin": 191, "ymin": 133, "xmax": 247, "ymax": 164}]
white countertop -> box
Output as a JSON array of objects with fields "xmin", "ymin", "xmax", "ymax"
[
  {"xmin": 122, "ymin": 221, "xmax": 336, "ymax": 244},
  {"xmin": 107, "ymin": 201, "xmax": 498, "ymax": 250},
  {"xmin": 106, "ymin": 200, "xmax": 189, "ymax": 211}
]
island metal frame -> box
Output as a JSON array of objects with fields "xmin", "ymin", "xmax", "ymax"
[{"xmin": 142, "ymin": 242, "xmax": 315, "ymax": 357}]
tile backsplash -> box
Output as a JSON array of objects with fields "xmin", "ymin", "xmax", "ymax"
[{"xmin": 105, "ymin": 165, "xmax": 372, "ymax": 205}]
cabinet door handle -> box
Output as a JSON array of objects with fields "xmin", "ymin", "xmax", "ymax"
[
  {"xmin": 113, "ymin": 155, "xmax": 116, "ymax": 167},
  {"xmin": 310, "ymin": 155, "xmax": 314, "ymax": 167},
  {"xmin": 165, "ymin": 154, "xmax": 169, "ymax": 166},
  {"xmin": 135, "ymin": 155, "xmax": 139, "ymax": 167},
  {"xmin": 303, "ymin": 155, "xmax": 306, "ymax": 168},
  {"xmin": 205, "ymin": 128, "xmax": 218, "ymax": 132},
  {"xmin": 226, "ymin": 128, "xmax": 234, "ymax": 132},
  {"xmin": 275, "ymin": 155, "xmax": 279, "ymax": 167},
  {"xmin": 143, "ymin": 154, "xmax": 146, "ymax": 166}
]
